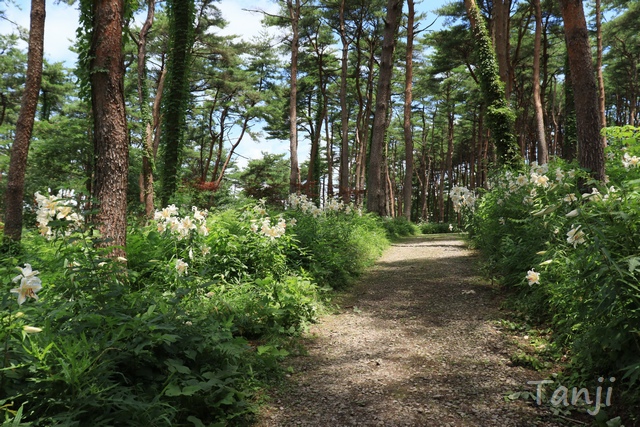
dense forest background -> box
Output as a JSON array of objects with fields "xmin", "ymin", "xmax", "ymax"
[{"xmin": 1, "ymin": 0, "xmax": 637, "ymax": 230}]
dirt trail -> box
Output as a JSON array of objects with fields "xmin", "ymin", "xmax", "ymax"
[{"xmin": 255, "ymin": 234, "xmax": 565, "ymax": 427}]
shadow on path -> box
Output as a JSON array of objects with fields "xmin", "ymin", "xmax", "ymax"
[{"xmin": 254, "ymin": 234, "xmax": 566, "ymax": 427}]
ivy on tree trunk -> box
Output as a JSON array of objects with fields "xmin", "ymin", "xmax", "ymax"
[
  {"xmin": 463, "ymin": 0, "xmax": 520, "ymax": 167},
  {"xmin": 160, "ymin": 0, "xmax": 195, "ymax": 205}
]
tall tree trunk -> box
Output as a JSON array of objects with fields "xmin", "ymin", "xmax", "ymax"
[
  {"xmin": 366, "ymin": 0, "xmax": 403, "ymax": 215},
  {"xmin": 493, "ymin": 0, "xmax": 512, "ymax": 99},
  {"xmin": 325, "ymin": 114, "xmax": 333, "ymax": 196},
  {"xmin": 307, "ymin": 32, "xmax": 328, "ymax": 200},
  {"xmin": 470, "ymin": 109, "xmax": 477, "ymax": 189},
  {"xmin": 213, "ymin": 116, "xmax": 250, "ymax": 189},
  {"xmin": 402, "ymin": 0, "xmax": 415, "ymax": 220},
  {"xmin": 288, "ymin": 0, "xmax": 301, "ymax": 194},
  {"xmin": 338, "ymin": 0, "xmax": 350, "ymax": 203},
  {"xmin": 438, "ymin": 124, "xmax": 445, "ymax": 222},
  {"xmin": 479, "ymin": 109, "xmax": 488, "ymax": 188},
  {"xmin": 563, "ymin": 50, "xmax": 577, "ymax": 161},
  {"xmin": 354, "ymin": 36, "xmax": 377, "ymax": 207},
  {"xmin": 160, "ymin": 0, "xmax": 195, "ymax": 205},
  {"xmin": 90, "ymin": 0, "xmax": 129, "ymax": 255},
  {"xmin": 0, "ymin": 93, "xmax": 7, "ymax": 127},
  {"xmin": 153, "ymin": 63, "xmax": 167, "ymax": 159},
  {"xmin": 417, "ymin": 108, "xmax": 428, "ymax": 220},
  {"xmin": 532, "ymin": 0, "xmax": 547, "ymax": 164},
  {"xmin": 3, "ymin": 0, "xmax": 45, "ymax": 244},
  {"xmin": 464, "ymin": 0, "xmax": 520, "ymax": 167},
  {"xmin": 595, "ymin": 0, "xmax": 606, "ymax": 140},
  {"xmin": 445, "ymin": 92, "xmax": 455, "ymax": 222},
  {"xmin": 384, "ymin": 141, "xmax": 394, "ymax": 217},
  {"xmin": 135, "ymin": 0, "xmax": 156, "ymax": 218},
  {"xmin": 560, "ymin": 0, "xmax": 605, "ymax": 182}
]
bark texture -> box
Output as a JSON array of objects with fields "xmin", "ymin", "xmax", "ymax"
[
  {"xmin": 595, "ymin": 0, "xmax": 607, "ymax": 139},
  {"xmin": 3, "ymin": 0, "xmax": 45, "ymax": 243},
  {"xmin": 532, "ymin": 0, "xmax": 547, "ymax": 164},
  {"xmin": 492, "ymin": 0, "xmax": 512, "ymax": 99},
  {"xmin": 90, "ymin": 0, "xmax": 129, "ymax": 254},
  {"xmin": 288, "ymin": 0, "xmax": 301, "ymax": 194},
  {"xmin": 367, "ymin": 0, "xmax": 403, "ymax": 215},
  {"xmin": 560, "ymin": 0, "xmax": 605, "ymax": 181},
  {"xmin": 136, "ymin": 0, "xmax": 156, "ymax": 218},
  {"xmin": 402, "ymin": 0, "xmax": 415, "ymax": 220},
  {"xmin": 338, "ymin": 0, "xmax": 350, "ymax": 203}
]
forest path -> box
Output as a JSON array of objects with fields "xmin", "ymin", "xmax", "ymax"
[{"xmin": 254, "ymin": 234, "xmax": 565, "ymax": 427}]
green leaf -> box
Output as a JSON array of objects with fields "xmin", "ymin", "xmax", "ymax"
[
  {"xmin": 160, "ymin": 334, "xmax": 179, "ymax": 343},
  {"xmin": 256, "ymin": 345, "xmax": 272, "ymax": 355},
  {"xmin": 606, "ymin": 416, "xmax": 624, "ymax": 427},
  {"xmin": 166, "ymin": 358, "xmax": 191, "ymax": 374},
  {"xmin": 187, "ymin": 416, "xmax": 206, "ymax": 427},
  {"xmin": 164, "ymin": 383, "xmax": 182, "ymax": 397},
  {"xmin": 218, "ymin": 391, "xmax": 236, "ymax": 405},
  {"xmin": 628, "ymin": 257, "xmax": 640, "ymax": 273},
  {"xmin": 181, "ymin": 384, "xmax": 206, "ymax": 396}
]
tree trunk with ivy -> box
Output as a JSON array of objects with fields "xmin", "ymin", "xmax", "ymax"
[
  {"xmin": 90, "ymin": 0, "xmax": 129, "ymax": 256},
  {"xmin": 134, "ymin": 0, "xmax": 156, "ymax": 218},
  {"xmin": 160, "ymin": 0, "xmax": 195, "ymax": 205},
  {"xmin": 3, "ymin": 0, "xmax": 45, "ymax": 244},
  {"xmin": 492, "ymin": 0, "xmax": 511, "ymax": 99},
  {"xmin": 463, "ymin": 0, "xmax": 520, "ymax": 167},
  {"xmin": 560, "ymin": 0, "xmax": 605, "ymax": 182}
]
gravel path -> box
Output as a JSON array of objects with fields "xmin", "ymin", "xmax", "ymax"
[{"xmin": 255, "ymin": 234, "xmax": 567, "ymax": 427}]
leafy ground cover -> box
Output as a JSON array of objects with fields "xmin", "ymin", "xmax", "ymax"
[
  {"xmin": 1, "ymin": 195, "xmax": 388, "ymax": 426},
  {"xmin": 469, "ymin": 126, "xmax": 640, "ymax": 426}
]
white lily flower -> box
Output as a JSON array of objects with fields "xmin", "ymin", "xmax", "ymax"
[
  {"xmin": 565, "ymin": 209, "xmax": 579, "ymax": 218},
  {"xmin": 566, "ymin": 225, "xmax": 586, "ymax": 248},
  {"xmin": 13, "ymin": 264, "xmax": 40, "ymax": 284},
  {"xmin": 526, "ymin": 269, "xmax": 540, "ymax": 286},
  {"xmin": 175, "ymin": 259, "xmax": 188, "ymax": 276},
  {"xmin": 23, "ymin": 326, "xmax": 43, "ymax": 334},
  {"xmin": 10, "ymin": 275, "xmax": 43, "ymax": 305}
]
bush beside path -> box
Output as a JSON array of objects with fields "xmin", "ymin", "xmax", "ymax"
[{"xmin": 255, "ymin": 234, "xmax": 566, "ymax": 427}]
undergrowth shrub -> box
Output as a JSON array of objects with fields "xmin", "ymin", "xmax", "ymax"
[
  {"xmin": 1, "ymin": 195, "xmax": 389, "ymax": 425},
  {"xmin": 285, "ymin": 194, "xmax": 387, "ymax": 289},
  {"xmin": 470, "ymin": 125, "xmax": 640, "ymax": 420},
  {"xmin": 379, "ymin": 217, "xmax": 418, "ymax": 239},
  {"xmin": 419, "ymin": 222, "xmax": 457, "ymax": 234}
]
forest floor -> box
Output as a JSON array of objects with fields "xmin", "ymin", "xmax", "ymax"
[{"xmin": 253, "ymin": 234, "xmax": 576, "ymax": 427}]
